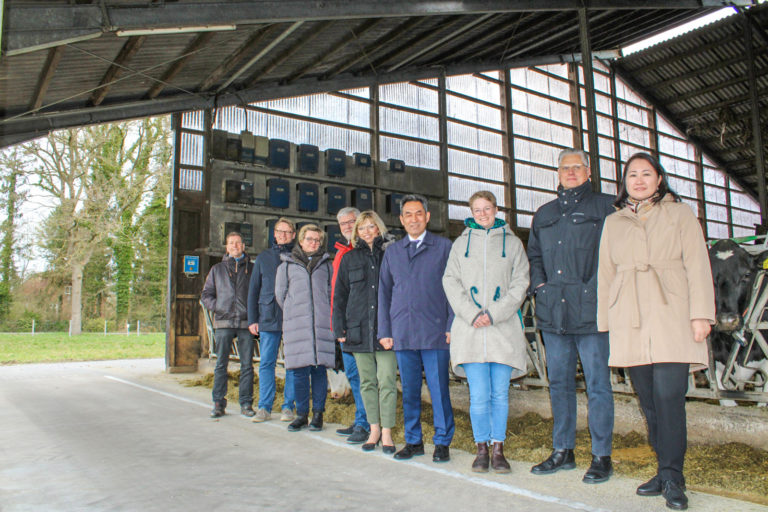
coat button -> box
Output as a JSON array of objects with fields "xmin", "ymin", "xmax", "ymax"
[
  {"xmin": 557, "ymin": 270, "xmax": 562, "ymax": 274},
  {"xmin": 561, "ymin": 298, "xmax": 566, "ymax": 302}
]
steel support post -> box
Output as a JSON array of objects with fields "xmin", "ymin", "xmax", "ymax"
[
  {"xmin": 578, "ymin": 8, "xmax": 601, "ymax": 192},
  {"xmin": 743, "ymin": 13, "xmax": 768, "ymax": 226}
]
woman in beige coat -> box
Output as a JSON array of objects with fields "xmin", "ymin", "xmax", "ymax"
[
  {"xmin": 597, "ymin": 152, "xmax": 715, "ymax": 511},
  {"xmin": 443, "ymin": 191, "xmax": 529, "ymax": 473}
]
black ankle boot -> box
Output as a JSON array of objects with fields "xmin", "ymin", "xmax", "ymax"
[
  {"xmin": 308, "ymin": 411, "xmax": 323, "ymax": 431},
  {"xmin": 287, "ymin": 414, "xmax": 308, "ymax": 432}
]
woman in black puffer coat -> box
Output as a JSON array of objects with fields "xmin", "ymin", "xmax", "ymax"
[{"xmin": 332, "ymin": 211, "xmax": 398, "ymax": 453}]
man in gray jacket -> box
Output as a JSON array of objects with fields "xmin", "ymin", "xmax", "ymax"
[{"xmin": 201, "ymin": 232, "xmax": 255, "ymax": 419}]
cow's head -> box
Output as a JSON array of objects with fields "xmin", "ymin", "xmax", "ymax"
[{"xmin": 709, "ymin": 240, "xmax": 764, "ymax": 332}]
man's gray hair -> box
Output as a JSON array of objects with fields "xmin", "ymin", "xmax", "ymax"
[
  {"xmin": 336, "ymin": 207, "xmax": 360, "ymax": 222},
  {"xmin": 557, "ymin": 148, "xmax": 590, "ymax": 168},
  {"xmin": 399, "ymin": 194, "xmax": 429, "ymax": 213}
]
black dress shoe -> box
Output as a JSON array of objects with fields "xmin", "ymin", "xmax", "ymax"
[
  {"xmin": 362, "ymin": 439, "xmax": 380, "ymax": 452},
  {"xmin": 347, "ymin": 425, "xmax": 370, "ymax": 444},
  {"xmin": 335, "ymin": 425, "xmax": 355, "ymax": 436},
  {"xmin": 287, "ymin": 415, "xmax": 308, "ymax": 431},
  {"xmin": 432, "ymin": 444, "xmax": 450, "ymax": 463},
  {"xmin": 636, "ymin": 475, "xmax": 662, "ymax": 496},
  {"xmin": 662, "ymin": 480, "xmax": 688, "ymax": 510},
  {"xmin": 582, "ymin": 455, "xmax": 612, "ymax": 484},
  {"xmin": 394, "ymin": 442, "xmax": 425, "ymax": 460},
  {"xmin": 530, "ymin": 449, "xmax": 576, "ymax": 475},
  {"xmin": 382, "ymin": 444, "xmax": 396, "ymax": 455},
  {"xmin": 308, "ymin": 411, "xmax": 323, "ymax": 431}
]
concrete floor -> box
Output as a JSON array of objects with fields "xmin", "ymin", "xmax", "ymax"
[{"xmin": 0, "ymin": 359, "xmax": 766, "ymax": 512}]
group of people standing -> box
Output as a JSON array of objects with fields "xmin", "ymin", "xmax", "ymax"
[{"xmin": 202, "ymin": 147, "xmax": 715, "ymax": 511}]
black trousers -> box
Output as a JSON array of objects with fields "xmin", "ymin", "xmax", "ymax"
[{"xmin": 628, "ymin": 362, "xmax": 690, "ymax": 483}]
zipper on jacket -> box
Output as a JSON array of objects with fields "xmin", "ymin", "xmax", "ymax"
[
  {"xmin": 306, "ymin": 263, "xmax": 318, "ymax": 365},
  {"xmin": 483, "ymin": 230, "xmax": 488, "ymax": 361}
]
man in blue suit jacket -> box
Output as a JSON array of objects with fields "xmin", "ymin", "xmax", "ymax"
[{"xmin": 378, "ymin": 194, "xmax": 455, "ymax": 462}]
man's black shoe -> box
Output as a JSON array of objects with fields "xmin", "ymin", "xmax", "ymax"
[
  {"xmin": 662, "ymin": 480, "xmax": 688, "ymax": 510},
  {"xmin": 240, "ymin": 405, "xmax": 256, "ymax": 418},
  {"xmin": 308, "ymin": 411, "xmax": 323, "ymax": 431},
  {"xmin": 636, "ymin": 475, "xmax": 663, "ymax": 496},
  {"xmin": 346, "ymin": 425, "xmax": 369, "ymax": 444},
  {"xmin": 335, "ymin": 425, "xmax": 355, "ymax": 436},
  {"xmin": 582, "ymin": 455, "xmax": 612, "ymax": 483},
  {"xmin": 393, "ymin": 442, "xmax": 425, "ymax": 460},
  {"xmin": 210, "ymin": 400, "xmax": 226, "ymax": 418},
  {"xmin": 287, "ymin": 415, "xmax": 308, "ymax": 432},
  {"xmin": 530, "ymin": 449, "xmax": 576, "ymax": 475},
  {"xmin": 432, "ymin": 444, "xmax": 450, "ymax": 463}
]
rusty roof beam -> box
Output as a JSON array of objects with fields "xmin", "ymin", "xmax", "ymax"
[
  {"xmin": 323, "ymin": 17, "xmax": 425, "ymax": 79},
  {"xmin": 285, "ymin": 18, "xmax": 382, "ymax": 83},
  {"xmin": 146, "ymin": 32, "xmax": 215, "ymax": 99},
  {"xmin": 90, "ymin": 36, "xmax": 146, "ymax": 106},
  {"xmin": 245, "ymin": 20, "xmax": 335, "ymax": 87},
  {"xmin": 29, "ymin": 46, "xmax": 65, "ymax": 112}
]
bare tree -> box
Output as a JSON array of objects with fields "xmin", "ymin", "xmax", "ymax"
[{"xmin": 24, "ymin": 118, "xmax": 171, "ymax": 334}]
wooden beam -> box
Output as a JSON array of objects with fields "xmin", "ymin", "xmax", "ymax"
[
  {"xmin": 245, "ymin": 20, "xmax": 334, "ymax": 87},
  {"xmin": 285, "ymin": 18, "xmax": 382, "ymax": 83},
  {"xmin": 29, "ymin": 46, "xmax": 65, "ymax": 111},
  {"xmin": 323, "ymin": 18, "xmax": 425, "ymax": 79},
  {"xmin": 147, "ymin": 32, "xmax": 215, "ymax": 99},
  {"xmin": 198, "ymin": 25, "xmax": 274, "ymax": 92},
  {"xmin": 90, "ymin": 36, "xmax": 146, "ymax": 106}
]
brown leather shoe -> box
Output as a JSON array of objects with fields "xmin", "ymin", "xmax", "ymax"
[
  {"xmin": 471, "ymin": 443, "xmax": 489, "ymax": 472},
  {"xmin": 491, "ymin": 442, "xmax": 511, "ymax": 473}
]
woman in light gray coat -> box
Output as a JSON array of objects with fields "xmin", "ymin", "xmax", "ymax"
[
  {"xmin": 443, "ymin": 191, "xmax": 530, "ymax": 473},
  {"xmin": 276, "ymin": 224, "xmax": 335, "ymax": 432}
]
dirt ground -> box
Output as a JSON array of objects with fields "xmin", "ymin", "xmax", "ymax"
[{"xmin": 186, "ymin": 370, "xmax": 768, "ymax": 506}]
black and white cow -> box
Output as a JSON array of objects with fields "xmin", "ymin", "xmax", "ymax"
[{"xmin": 708, "ymin": 239, "xmax": 768, "ymax": 405}]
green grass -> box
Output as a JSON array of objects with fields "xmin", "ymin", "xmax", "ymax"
[{"xmin": 0, "ymin": 332, "xmax": 165, "ymax": 364}]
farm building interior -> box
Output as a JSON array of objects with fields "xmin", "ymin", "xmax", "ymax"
[{"xmin": 1, "ymin": 0, "xmax": 767, "ymax": 378}]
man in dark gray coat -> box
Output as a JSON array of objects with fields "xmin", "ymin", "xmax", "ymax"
[
  {"xmin": 527, "ymin": 148, "xmax": 615, "ymax": 483},
  {"xmin": 201, "ymin": 231, "xmax": 255, "ymax": 419}
]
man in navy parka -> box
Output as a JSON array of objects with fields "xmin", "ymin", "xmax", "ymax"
[{"xmin": 378, "ymin": 194, "xmax": 455, "ymax": 463}]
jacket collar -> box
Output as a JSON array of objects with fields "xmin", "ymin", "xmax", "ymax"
[{"xmin": 557, "ymin": 180, "xmax": 592, "ymax": 211}]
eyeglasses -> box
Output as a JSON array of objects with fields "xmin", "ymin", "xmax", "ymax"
[
  {"xmin": 339, "ymin": 220, "xmax": 356, "ymax": 227},
  {"xmin": 471, "ymin": 206, "xmax": 495, "ymax": 215},
  {"xmin": 275, "ymin": 229, "xmax": 294, "ymax": 235},
  {"xmin": 303, "ymin": 237, "xmax": 322, "ymax": 244},
  {"xmin": 358, "ymin": 224, "xmax": 378, "ymax": 232},
  {"xmin": 560, "ymin": 164, "xmax": 586, "ymax": 173}
]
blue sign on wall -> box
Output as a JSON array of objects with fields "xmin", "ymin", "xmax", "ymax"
[{"xmin": 183, "ymin": 255, "xmax": 200, "ymax": 275}]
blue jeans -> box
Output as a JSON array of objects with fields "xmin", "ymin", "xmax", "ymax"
[
  {"xmin": 396, "ymin": 349, "xmax": 455, "ymax": 446},
  {"xmin": 542, "ymin": 331, "xmax": 614, "ymax": 456},
  {"xmin": 343, "ymin": 351, "xmax": 369, "ymax": 430},
  {"xmin": 291, "ymin": 365, "xmax": 328, "ymax": 416},
  {"xmin": 212, "ymin": 328, "xmax": 254, "ymax": 406},
  {"xmin": 462, "ymin": 362, "xmax": 513, "ymax": 444},
  {"xmin": 257, "ymin": 331, "xmax": 295, "ymax": 412}
]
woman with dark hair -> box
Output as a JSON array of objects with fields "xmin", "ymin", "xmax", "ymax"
[
  {"xmin": 276, "ymin": 224, "xmax": 335, "ymax": 432},
  {"xmin": 332, "ymin": 211, "xmax": 398, "ymax": 453},
  {"xmin": 597, "ymin": 152, "xmax": 715, "ymax": 510}
]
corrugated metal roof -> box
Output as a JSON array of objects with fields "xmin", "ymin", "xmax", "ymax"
[
  {"xmin": 0, "ymin": 0, "xmax": 732, "ymax": 151},
  {"xmin": 615, "ymin": 2, "xmax": 768, "ymax": 202}
]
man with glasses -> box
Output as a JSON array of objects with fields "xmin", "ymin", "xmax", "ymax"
[
  {"xmin": 527, "ymin": 148, "xmax": 616, "ymax": 483},
  {"xmin": 202, "ymin": 232, "xmax": 255, "ymax": 419},
  {"xmin": 248, "ymin": 218, "xmax": 297, "ymax": 423},
  {"xmin": 330, "ymin": 207, "xmax": 370, "ymax": 444}
]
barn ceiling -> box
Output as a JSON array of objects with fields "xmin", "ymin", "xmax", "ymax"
[{"xmin": 1, "ymin": 1, "xmax": 764, "ymax": 205}]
